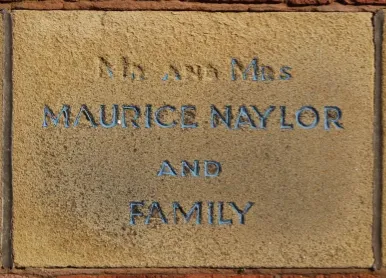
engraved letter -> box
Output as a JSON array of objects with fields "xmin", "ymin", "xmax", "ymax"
[
  {"xmin": 234, "ymin": 105, "xmax": 256, "ymax": 130},
  {"xmin": 181, "ymin": 160, "xmax": 200, "ymax": 177},
  {"xmin": 204, "ymin": 160, "xmax": 222, "ymax": 177},
  {"xmin": 42, "ymin": 105, "xmax": 70, "ymax": 128},
  {"xmin": 280, "ymin": 106, "xmax": 293, "ymax": 130},
  {"xmin": 145, "ymin": 104, "xmax": 152, "ymax": 128},
  {"xmin": 261, "ymin": 66, "xmax": 275, "ymax": 81},
  {"xmin": 228, "ymin": 202, "xmax": 254, "ymax": 224},
  {"xmin": 129, "ymin": 201, "xmax": 144, "ymax": 225},
  {"xmin": 203, "ymin": 64, "xmax": 219, "ymax": 81},
  {"xmin": 218, "ymin": 202, "xmax": 232, "ymax": 225},
  {"xmin": 155, "ymin": 105, "xmax": 177, "ymax": 128},
  {"xmin": 296, "ymin": 106, "xmax": 319, "ymax": 129},
  {"xmin": 99, "ymin": 104, "xmax": 118, "ymax": 128},
  {"xmin": 181, "ymin": 105, "xmax": 198, "ymax": 129},
  {"xmin": 231, "ymin": 58, "xmax": 258, "ymax": 81},
  {"xmin": 122, "ymin": 105, "xmax": 140, "ymax": 128},
  {"xmin": 157, "ymin": 160, "xmax": 177, "ymax": 177},
  {"xmin": 184, "ymin": 65, "xmax": 203, "ymax": 81},
  {"xmin": 162, "ymin": 65, "xmax": 181, "ymax": 81},
  {"xmin": 208, "ymin": 201, "xmax": 214, "ymax": 225},
  {"xmin": 324, "ymin": 106, "xmax": 343, "ymax": 130},
  {"xmin": 73, "ymin": 105, "xmax": 97, "ymax": 128},
  {"xmin": 99, "ymin": 57, "xmax": 114, "ymax": 78},
  {"xmin": 122, "ymin": 57, "xmax": 145, "ymax": 80},
  {"xmin": 172, "ymin": 202, "xmax": 202, "ymax": 224},
  {"xmin": 210, "ymin": 105, "xmax": 231, "ymax": 129},
  {"xmin": 279, "ymin": 66, "xmax": 292, "ymax": 80},
  {"xmin": 145, "ymin": 202, "xmax": 168, "ymax": 224},
  {"xmin": 251, "ymin": 106, "xmax": 276, "ymax": 129}
]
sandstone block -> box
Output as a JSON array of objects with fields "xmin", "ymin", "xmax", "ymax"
[{"xmin": 12, "ymin": 11, "xmax": 374, "ymax": 268}]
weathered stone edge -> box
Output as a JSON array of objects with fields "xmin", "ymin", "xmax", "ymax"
[
  {"xmin": 3, "ymin": 270, "xmax": 386, "ymax": 276},
  {"xmin": 374, "ymin": 9, "xmax": 383, "ymax": 271},
  {"xmin": 3, "ymin": 1, "xmax": 386, "ymax": 10},
  {"xmin": 1, "ymin": 9, "xmax": 12, "ymax": 270},
  {"xmin": 0, "ymin": 0, "xmax": 385, "ymax": 6},
  {"xmin": 0, "ymin": 273, "xmax": 383, "ymax": 278},
  {"xmin": 0, "ymin": 2, "xmax": 383, "ymax": 12},
  {"xmin": 1, "ymin": 4, "xmax": 382, "ymax": 276}
]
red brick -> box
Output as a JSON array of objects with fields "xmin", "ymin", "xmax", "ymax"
[
  {"xmin": 181, "ymin": 0, "xmax": 283, "ymax": 3},
  {"xmin": 185, "ymin": 275, "xmax": 213, "ymax": 278},
  {"xmin": 316, "ymin": 275, "xmax": 381, "ymax": 278},
  {"xmin": 213, "ymin": 276, "xmax": 273, "ymax": 278},
  {"xmin": 0, "ymin": 273, "xmax": 39, "ymax": 278},
  {"xmin": 58, "ymin": 276, "xmax": 186, "ymax": 278},
  {"xmin": 287, "ymin": 0, "xmax": 332, "ymax": 6},
  {"xmin": 338, "ymin": 0, "xmax": 386, "ymax": 4},
  {"xmin": 282, "ymin": 275, "xmax": 309, "ymax": 278}
]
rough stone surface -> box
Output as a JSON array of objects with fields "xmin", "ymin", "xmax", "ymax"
[
  {"xmin": 55, "ymin": 275, "xmax": 380, "ymax": 278},
  {"xmin": 57, "ymin": 275, "xmax": 273, "ymax": 278},
  {"xmin": 0, "ymin": 0, "xmax": 375, "ymax": 6},
  {"xmin": 1, "ymin": 3, "xmax": 380, "ymax": 12},
  {"xmin": 382, "ymin": 10, "xmax": 386, "ymax": 268},
  {"xmin": 0, "ymin": 0, "xmax": 385, "ymax": 8},
  {"xmin": 12, "ymin": 11, "xmax": 374, "ymax": 268},
  {"xmin": 0, "ymin": 12, "xmax": 4, "ymax": 265}
]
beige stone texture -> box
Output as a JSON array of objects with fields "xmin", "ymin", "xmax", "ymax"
[
  {"xmin": 0, "ymin": 12, "xmax": 4, "ymax": 263},
  {"xmin": 12, "ymin": 11, "xmax": 374, "ymax": 267},
  {"xmin": 382, "ymin": 11, "xmax": 386, "ymax": 267}
]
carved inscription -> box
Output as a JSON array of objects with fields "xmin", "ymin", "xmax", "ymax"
[
  {"xmin": 43, "ymin": 57, "xmax": 343, "ymax": 226},
  {"xmin": 42, "ymin": 104, "xmax": 343, "ymax": 130},
  {"xmin": 98, "ymin": 57, "xmax": 292, "ymax": 81},
  {"xmin": 129, "ymin": 201, "xmax": 254, "ymax": 225}
]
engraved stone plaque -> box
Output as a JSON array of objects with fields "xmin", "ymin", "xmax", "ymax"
[{"xmin": 13, "ymin": 11, "xmax": 374, "ymax": 267}]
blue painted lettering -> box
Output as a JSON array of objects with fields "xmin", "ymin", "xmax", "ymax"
[
  {"xmin": 129, "ymin": 201, "xmax": 144, "ymax": 225},
  {"xmin": 204, "ymin": 160, "xmax": 222, "ymax": 177},
  {"xmin": 73, "ymin": 104, "xmax": 97, "ymax": 128},
  {"xmin": 296, "ymin": 106, "xmax": 319, "ymax": 129},
  {"xmin": 234, "ymin": 105, "xmax": 256, "ymax": 129},
  {"xmin": 172, "ymin": 202, "xmax": 202, "ymax": 224},
  {"xmin": 145, "ymin": 104, "xmax": 152, "ymax": 128},
  {"xmin": 279, "ymin": 66, "xmax": 292, "ymax": 80},
  {"xmin": 181, "ymin": 105, "xmax": 198, "ymax": 129},
  {"xmin": 207, "ymin": 201, "xmax": 214, "ymax": 225},
  {"xmin": 99, "ymin": 104, "xmax": 118, "ymax": 128},
  {"xmin": 261, "ymin": 65, "xmax": 275, "ymax": 81},
  {"xmin": 42, "ymin": 105, "xmax": 70, "ymax": 128},
  {"xmin": 231, "ymin": 58, "xmax": 258, "ymax": 81},
  {"xmin": 280, "ymin": 106, "xmax": 293, "ymax": 130},
  {"xmin": 128, "ymin": 201, "xmax": 255, "ymax": 225},
  {"xmin": 228, "ymin": 202, "xmax": 254, "ymax": 224},
  {"xmin": 121, "ymin": 105, "xmax": 140, "ymax": 128},
  {"xmin": 181, "ymin": 160, "xmax": 200, "ymax": 177},
  {"xmin": 145, "ymin": 202, "xmax": 168, "ymax": 225},
  {"xmin": 157, "ymin": 160, "xmax": 177, "ymax": 177},
  {"xmin": 218, "ymin": 202, "xmax": 232, "ymax": 225},
  {"xmin": 251, "ymin": 105, "xmax": 275, "ymax": 129},
  {"xmin": 210, "ymin": 105, "xmax": 231, "ymax": 129},
  {"xmin": 155, "ymin": 105, "xmax": 177, "ymax": 128},
  {"xmin": 324, "ymin": 106, "xmax": 344, "ymax": 130}
]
